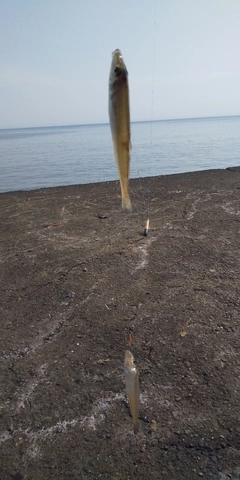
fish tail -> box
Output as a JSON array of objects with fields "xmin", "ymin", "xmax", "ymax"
[
  {"xmin": 133, "ymin": 420, "xmax": 139, "ymax": 435},
  {"xmin": 122, "ymin": 194, "xmax": 132, "ymax": 211}
]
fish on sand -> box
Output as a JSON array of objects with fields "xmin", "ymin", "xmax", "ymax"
[
  {"xmin": 124, "ymin": 350, "xmax": 139, "ymax": 434},
  {"xmin": 109, "ymin": 49, "xmax": 132, "ymax": 210}
]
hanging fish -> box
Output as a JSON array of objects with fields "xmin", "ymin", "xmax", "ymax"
[
  {"xmin": 109, "ymin": 49, "xmax": 132, "ymax": 210},
  {"xmin": 124, "ymin": 349, "xmax": 139, "ymax": 434}
]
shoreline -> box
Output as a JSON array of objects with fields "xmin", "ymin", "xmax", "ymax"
[{"xmin": 1, "ymin": 165, "xmax": 239, "ymax": 196}]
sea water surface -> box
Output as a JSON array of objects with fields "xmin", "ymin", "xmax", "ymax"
[{"xmin": 0, "ymin": 116, "xmax": 239, "ymax": 193}]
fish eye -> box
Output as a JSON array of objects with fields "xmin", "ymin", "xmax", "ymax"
[{"xmin": 114, "ymin": 66, "xmax": 122, "ymax": 76}]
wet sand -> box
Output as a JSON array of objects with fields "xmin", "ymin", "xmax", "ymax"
[{"xmin": 0, "ymin": 167, "xmax": 240, "ymax": 480}]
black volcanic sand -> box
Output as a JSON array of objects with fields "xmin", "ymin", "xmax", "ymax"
[{"xmin": 0, "ymin": 168, "xmax": 240, "ymax": 480}]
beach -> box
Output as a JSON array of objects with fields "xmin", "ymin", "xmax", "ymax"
[{"xmin": 1, "ymin": 167, "xmax": 240, "ymax": 480}]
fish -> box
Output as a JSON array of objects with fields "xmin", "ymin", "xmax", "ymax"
[
  {"xmin": 109, "ymin": 49, "xmax": 132, "ymax": 210},
  {"xmin": 124, "ymin": 349, "xmax": 139, "ymax": 434}
]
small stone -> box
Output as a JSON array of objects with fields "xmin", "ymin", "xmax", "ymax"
[
  {"xmin": 66, "ymin": 291, "xmax": 75, "ymax": 298},
  {"xmin": 151, "ymin": 420, "xmax": 157, "ymax": 432}
]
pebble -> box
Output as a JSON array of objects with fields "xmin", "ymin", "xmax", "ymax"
[{"xmin": 151, "ymin": 420, "xmax": 157, "ymax": 432}]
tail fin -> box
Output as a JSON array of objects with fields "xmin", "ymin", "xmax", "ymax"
[
  {"xmin": 122, "ymin": 195, "xmax": 132, "ymax": 211},
  {"xmin": 133, "ymin": 420, "xmax": 139, "ymax": 435}
]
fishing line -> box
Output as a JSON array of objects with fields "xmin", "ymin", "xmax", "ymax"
[
  {"xmin": 149, "ymin": 0, "xmax": 157, "ymax": 203},
  {"xmin": 139, "ymin": 0, "xmax": 157, "ymax": 236},
  {"xmin": 109, "ymin": 0, "xmax": 120, "ymax": 53}
]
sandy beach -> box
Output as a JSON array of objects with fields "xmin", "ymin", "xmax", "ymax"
[{"xmin": 0, "ymin": 167, "xmax": 240, "ymax": 480}]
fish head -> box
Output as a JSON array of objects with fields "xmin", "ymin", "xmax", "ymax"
[
  {"xmin": 109, "ymin": 49, "xmax": 128, "ymax": 91},
  {"xmin": 124, "ymin": 350, "xmax": 137, "ymax": 374}
]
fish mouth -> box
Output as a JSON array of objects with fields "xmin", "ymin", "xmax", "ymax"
[
  {"xmin": 111, "ymin": 49, "xmax": 125, "ymax": 70},
  {"xmin": 112, "ymin": 48, "xmax": 122, "ymax": 59}
]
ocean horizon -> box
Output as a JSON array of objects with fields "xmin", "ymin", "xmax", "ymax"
[
  {"xmin": 0, "ymin": 115, "xmax": 240, "ymax": 193},
  {"xmin": 1, "ymin": 114, "xmax": 240, "ymax": 132}
]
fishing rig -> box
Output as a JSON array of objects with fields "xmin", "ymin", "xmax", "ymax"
[{"xmin": 109, "ymin": 0, "xmax": 158, "ymax": 435}]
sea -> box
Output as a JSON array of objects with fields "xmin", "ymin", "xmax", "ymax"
[{"xmin": 0, "ymin": 115, "xmax": 239, "ymax": 193}]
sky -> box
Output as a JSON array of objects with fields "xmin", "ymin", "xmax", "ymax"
[{"xmin": 0, "ymin": 0, "xmax": 240, "ymax": 129}]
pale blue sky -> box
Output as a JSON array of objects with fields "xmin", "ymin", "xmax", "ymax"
[{"xmin": 0, "ymin": 0, "xmax": 240, "ymax": 129}]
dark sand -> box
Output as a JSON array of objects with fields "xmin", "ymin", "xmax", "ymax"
[{"xmin": 0, "ymin": 168, "xmax": 240, "ymax": 480}]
